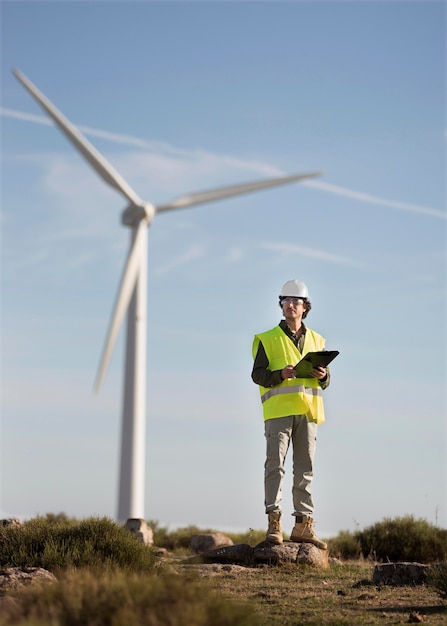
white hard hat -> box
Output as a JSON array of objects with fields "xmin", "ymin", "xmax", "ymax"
[{"xmin": 279, "ymin": 279, "xmax": 309, "ymax": 299}]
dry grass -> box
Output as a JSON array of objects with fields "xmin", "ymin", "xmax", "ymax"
[
  {"xmin": 0, "ymin": 569, "xmax": 257, "ymax": 626},
  {"xmin": 0, "ymin": 557, "xmax": 446, "ymax": 625},
  {"xmin": 1, "ymin": 517, "xmax": 445, "ymax": 625},
  {"xmin": 203, "ymin": 560, "xmax": 447, "ymax": 625}
]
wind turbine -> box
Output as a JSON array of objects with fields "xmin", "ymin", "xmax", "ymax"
[{"xmin": 13, "ymin": 69, "xmax": 322, "ymax": 523}]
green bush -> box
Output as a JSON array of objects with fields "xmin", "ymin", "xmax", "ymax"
[
  {"xmin": 356, "ymin": 516, "xmax": 447, "ymax": 563},
  {"xmin": 147, "ymin": 519, "xmax": 171, "ymax": 548},
  {"xmin": 0, "ymin": 569, "xmax": 259, "ymax": 626},
  {"xmin": 326, "ymin": 530, "xmax": 362, "ymax": 560},
  {"xmin": 428, "ymin": 562, "xmax": 447, "ymax": 599},
  {"xmin": 0, "ymin": 517, "xmax": 157, "ymax": 573},
  {"xmin": 149, "ymin": 522, "xmax": 215, "ymax": 552},
  {"xmin": 226, "ymin": 528, "xmax": 267, "ymax": 547},
  {"xmin": 38, "ymin": 512, "xmax": 78, "ymax": 525},
  {"xmin": 150, "ymin": 521, "xmax": 266, "ymax": 551}
]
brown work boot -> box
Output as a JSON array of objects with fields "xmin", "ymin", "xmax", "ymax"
[
  {"xmin": 266, "ymin": 511, "xmax": 283, "ymax": 544},
  {"xmin": 290, "ymin": 515, "xmax": 327, "ymax": 550}
]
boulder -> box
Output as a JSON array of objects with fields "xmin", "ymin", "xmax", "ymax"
[
  {"xmin": 372, "ymin": 562, "xmax": 430, "ymax": 586},
  {"xmin": 295, "ymin": 541, "xmax": 330, "ymax": 568},
  {"xmin": 254, "ymin": 541, "xmax": 300, "ymax": 565},
  {"xmin": 0, "ymin": 519, "xmax": 22, "ymax": 528},
  {"xmin": 0, "ymin": 567, "xmax": 56, "ymax": 594},
  {"xmin": 190, "ymin": 533, "xmax": 233, "ymax": 554},
  {"xmin": 124, "ymin": 518, "xmax": 154, "ymax": 546},
  {"xmin": 186, "ymin": 544, "xmax": 254, "ymax": 567},
  {"xmin": 254, "ymin": 541, "xmax": 329, "ymax": 568},
  {"xmin": 184, "ymin": 540, "xmax": 328, "ymax": 569}
]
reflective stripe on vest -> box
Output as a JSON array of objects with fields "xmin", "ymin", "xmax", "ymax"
[
  {"xmin": 261, "ymin": 384, "xmax": 322, "ymax": 404},
  {"xmin": 253, "ymin": 325, "xmax": 326, "ymax": 424}
]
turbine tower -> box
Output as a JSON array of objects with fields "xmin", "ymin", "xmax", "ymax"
[{"xmin": 13, "ymin": 69, "xmax": 322, "ymax": 522}]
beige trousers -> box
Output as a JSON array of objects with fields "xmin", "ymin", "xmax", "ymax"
[{"xmin": 264, "ymin": 414, "xmax": 318, "ymax": 517}]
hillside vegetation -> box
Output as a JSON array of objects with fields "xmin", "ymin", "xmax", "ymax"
[{"xmin": 0, "ymin": 514, "xmax": 445, "ymax": 625}]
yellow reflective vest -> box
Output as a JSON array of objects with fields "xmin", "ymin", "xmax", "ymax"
[{"xmin": 252, "ymin": 325, "xmax": 326, "ymax": 424}]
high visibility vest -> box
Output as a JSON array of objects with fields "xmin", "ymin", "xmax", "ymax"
[{"xmin": 252, "ymin": 325, "xmax": 326, "ymax": 424}]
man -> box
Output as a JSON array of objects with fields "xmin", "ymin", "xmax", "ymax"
[{"xmin": 251, "ymin": 279, "xmax": 330, "ymax": 549}]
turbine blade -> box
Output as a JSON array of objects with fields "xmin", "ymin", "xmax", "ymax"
[
  {"xmin": 156, "ymin": 171, "xmax": 322, "ymax": 213},
  {"xmin": 13, "ymin": 69, "xmax": 143, "ymax": 207},
  {"xmin": 94, "ymin": 220, "xmax": 146, "ymax": 391}
]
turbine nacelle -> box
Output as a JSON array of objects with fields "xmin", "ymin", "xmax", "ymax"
[{"xmin": 122, "ymin": 202, "xmax": 156, "ymax": 227}]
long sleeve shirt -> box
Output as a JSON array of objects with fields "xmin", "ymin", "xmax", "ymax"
[{"xmin": 251, "ymin": 320, "xmax": 330, "ymax": 390}]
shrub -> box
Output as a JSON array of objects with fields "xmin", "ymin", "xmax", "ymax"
[
  {"xmin": 226, "ymin": 528, "xmax": 266, "ymax": 547},
  {"xmin": 428, "ymin": 562, "xmax": 447, "ymax": 599},
  {"xmin": 0, "ymin": 516, "xmax": 157, "ymax": 573},
  {"xmin": 326, "ymin": 530, "xmax": 362, "ymax": 560},
  {"xmin": 150, "ymin": 523, "xmax": 215, "ymax": 552},
  {"xmin": 150, "ymin": 523, "xmax": 267, "ymax": 551},
  {"xmin": 39, "ymin": 512, "xmax": 78, "ymax": 525},
  {"xmin": 0, "ymin": 569, "xmax": 259, "ymax": 626},
  {"xmin": 356, "ymin": 515, "xmax": 447, "ymax": 563},
  {"xmin": 148, "ymin": 519, "xmax": 171, "ymax": 548}
]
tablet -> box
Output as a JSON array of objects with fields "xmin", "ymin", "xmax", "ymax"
[{"xmin": 294, "ymin": 350, "xmax": 339, "ymax": 377}]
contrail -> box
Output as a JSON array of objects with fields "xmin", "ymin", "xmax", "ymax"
[
  {"xmin": 2, "ymin": 108, "xmax": 54, "ymax": 126},
  {"xmin": 302, "ymin": 179, "xmax": 445, "ymax": 220},
  {"xmin": 261, "ymin": 242, "xmax": 368, "ymax": 269},
  {"xmin": 1, "ymin": 107, "xmax": 152, "ymax": 148},
  {"xmin": 3, "ymin": 107, "xmax": 444, "ymax": 220}
]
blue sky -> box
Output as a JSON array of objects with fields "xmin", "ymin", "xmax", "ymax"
[{"xmin": 1, "ymin": 1, "xmax": 445, "ymax": 537}]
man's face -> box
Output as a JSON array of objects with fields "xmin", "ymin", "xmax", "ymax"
[{"xmin": 281, "ymin": 297, "xmax": 306, "ymax": 320}]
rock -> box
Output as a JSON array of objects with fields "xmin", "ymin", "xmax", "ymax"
[
  {"xmin": 254, "ymin": 541, "xmax": 301, "ymax": 565},
  {"xmin": 187, "ymin": 540, "xmax": 329, "ymax": 569},
  {"xmin": 184, "ymin": 563, "xmax": 250, "ymax": 577},
  {"xmin": 254, "ymin": 541, "xmax": 329, "ymax": 568},
  {"xmin": 295, "ymin": 542, "xmax": 329, "ymax": 568},
  {"xmin": 124, "ymin": 518, "xmax": 154, "ymax": 546},
  {"xmin": 190, "ymin": 533, "xmax": 233, "ymax": 554},
  {"xmin": 0, "ymin": 567, "xmax": 56, "ymax": 594},
  {"xmin": 0, "ymin": 519, "xmax": 22, "ymax": 528},
  {"xmin": 183, "ymin": 540, "xmax": 329, "ymax": 570},
  {"xmin": 185, "ymin": 544, "xmax": 254, "ymax": 567},
  {"xmin": 372, "ymin": 562, "xmax": 430, "ymax": 586}
]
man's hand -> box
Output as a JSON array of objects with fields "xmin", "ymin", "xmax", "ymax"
[
  {"xmin": 311, "ymin": 366, "xmax": 327, "ymax": 380},
  {"xmin": 280, "ymin": 365, "xmax": 296, "ymax": 380}
]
